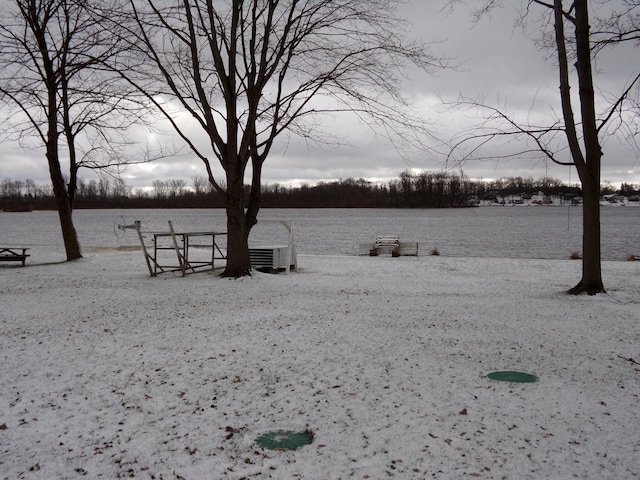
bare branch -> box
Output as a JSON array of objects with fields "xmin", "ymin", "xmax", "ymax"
[{"xmin": 445, "ymin": 96, "xmax": 571, "ymax": 169}]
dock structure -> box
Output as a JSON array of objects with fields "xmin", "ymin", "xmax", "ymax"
[
  {"xmin": 359, "ymin": 235, "xmax": 419, "ymax": 257},
  {"xmin": 117, "ymin": 220, "xmax": 226, "ymax": 277}
]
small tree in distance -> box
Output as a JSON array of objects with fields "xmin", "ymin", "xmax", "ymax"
[
  {"xmin": 447, "ymin": 0, "xmax": 640, "ymax": 295},
  {"xmin": 110, "ymin": 0, "xmax": 445, "ymax": 277}
]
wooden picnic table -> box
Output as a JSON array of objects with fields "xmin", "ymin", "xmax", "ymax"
[{"xmin": 0, "ymin": 247, "xmax": 30, "ymax": 266}]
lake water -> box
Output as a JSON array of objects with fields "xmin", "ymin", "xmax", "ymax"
[{"xmin": 1, "ymin": 206, "xmax": 638, "ymax": 260}]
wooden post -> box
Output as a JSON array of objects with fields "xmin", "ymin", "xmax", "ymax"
[
  {"xmin": 168, "ymin": 221, "xmax": 186, "ymax": 277},
  {"xmin": 132, "ymin": 221, "xmax": 155, "ymax": 277}
]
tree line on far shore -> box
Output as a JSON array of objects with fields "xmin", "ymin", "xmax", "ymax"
[{"xmin": 1, "ymin": 170, "xmax": 638, "ymax": 211}]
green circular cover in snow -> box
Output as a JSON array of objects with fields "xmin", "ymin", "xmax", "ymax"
[
  {"xmin": 255, "ymin": 430, "xmax": 313, "ymax": 451},
  {"xmin": 487, "ymin": 371, "xmax": 538, "ymax": 383}
]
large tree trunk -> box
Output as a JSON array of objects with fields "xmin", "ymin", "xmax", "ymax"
[
  {"xmin": 552, "ymin": 0, "xmax": 605, "ymax": 294},
  {"xmin": 46, "ymin": 98, "xmax": 82, "ymax": 261},
  {"xmin": 566, "ymin": 0, "xmax": 605, "ymax": 295},
  {"xmin": 222, "ymin": 174, "xmax": 253, "ymax": 277},
  {"xmin": 569, "ymin": 174, "xmax": 604, "ymax": 295},
  {"xmin": 47, "ymin": 150, "xmax": 82, "ymax": 261},
  {"xmin": 56, "ymin": 200, "xmax": 82, "ymax": 261}
]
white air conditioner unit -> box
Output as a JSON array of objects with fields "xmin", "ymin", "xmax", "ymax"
[
  {"xmin": 249, "ymin": 219, "xmax": 298, "ymax": 273},
  {"xmin": 249, "ymin": 245, "xmax": 297, "ymax": 272}
]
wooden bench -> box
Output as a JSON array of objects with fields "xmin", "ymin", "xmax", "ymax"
[
  {"xmin": 370, "ymin": 235, "xmax": 401, "ymax": 257},
  {"xmin": 359, "ymin": 236, "xmax": 419, "ymax": 257},
  {"xmin": 0, "ymin": 247, "xmax": 30, "ymax": 266}
]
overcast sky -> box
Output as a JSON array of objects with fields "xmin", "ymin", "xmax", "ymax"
[{"xmin": 1, "ymin": 1, "xmax": 639, "ymax": 191}]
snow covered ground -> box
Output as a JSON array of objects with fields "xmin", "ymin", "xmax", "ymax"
[{"xmin": 1, "ymin": 248, "xmax": 639, "ymax": 479}]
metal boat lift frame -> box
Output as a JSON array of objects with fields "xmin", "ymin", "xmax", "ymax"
[{"xmin": 118, "ymin": 220, "xmax": 227, "ymax": 277}]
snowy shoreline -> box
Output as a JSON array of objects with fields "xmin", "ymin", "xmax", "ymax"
[{"xmin": 1, "ymin": 250, "xmax": 639, "ymax": 479}]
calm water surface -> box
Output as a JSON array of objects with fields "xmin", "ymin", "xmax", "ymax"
[{"xmin": 1, "ymin": 206, "xmax": 638, "ymax": 260}]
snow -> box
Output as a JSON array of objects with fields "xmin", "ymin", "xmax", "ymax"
[{"xmin": 1, "ymin": 248, "xmax": 639, "ymax": 479}]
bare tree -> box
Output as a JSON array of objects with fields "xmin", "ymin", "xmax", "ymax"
[
  {"xmin": 24, "ymin": 178, "xmax": 36, "ymax": 196},
  {"xmin": 168, "ymin": 178, "xmax": 187, "ymax": 198},
  {"xmin": 447, "ymin": 0, "xmax": 640, "ymax": 294},
  {"xmin": 0, "ymin": 0, "xmax": 146, "ymax": 260},
  {"xmin": 111, "ymin": 0, "xmax": 443, "ymax": 277},
  {"xmin": 152, "ymin": 179, "xmax": 168, "ymax": 199},
  {"xmin": 112, "ymin": 177, "xmax": 131, "ymax": 198},
  {"xmin": 192, "ymin": 175, "xmax": 207, "ymax": 196}
]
